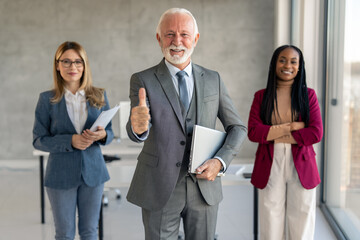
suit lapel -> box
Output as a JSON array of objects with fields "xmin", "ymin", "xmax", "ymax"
[
  {"xmin": 59, "ymin": 97, "xmax": 78, "ymax": 133},
  {"xmin": 155, "ymin": 59, "xmax": 185, "ymax": 133},
  {"xmin": 60, "ymin": 95, "xmax": 96, "ymax": 133},
  {"xmin": 193, "ymin": 64, "xmax": 205, "ymax": 124},
  {"xmin": 84, "ymin": 101, "xmax": 95, "ymax": 131}
]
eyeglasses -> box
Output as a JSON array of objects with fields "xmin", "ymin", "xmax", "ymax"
[{"xmin": 58, "ymin": 59, "xmax": 84, "ymax": 68}]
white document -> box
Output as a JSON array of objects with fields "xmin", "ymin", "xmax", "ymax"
[
  {"xmin": 189, "ymin": 125, "xmax": 227, "ymax": 174},
  {"xmin": 90, "ymin": 104, "xmax": 120, "ymax": 132}
]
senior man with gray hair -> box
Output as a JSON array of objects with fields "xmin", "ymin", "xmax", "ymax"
[{"xmin": 126, "ymin": 8, "xmax": 247, "ymax": 240}]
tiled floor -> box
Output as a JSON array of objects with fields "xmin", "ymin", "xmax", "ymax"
[{"xmin": 0, "ymin": 159, "xmax": 337, "ymax": 240}]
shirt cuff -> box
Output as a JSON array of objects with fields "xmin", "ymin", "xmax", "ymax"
[
  {"xmin": 131, "ymin": 125, "xmax": 149, "ymax": 141},
  {"xmin": 214, "ymin": 156, "xmax": 226, "ymax": 172}
]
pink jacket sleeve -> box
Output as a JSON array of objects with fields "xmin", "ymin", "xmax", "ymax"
[
  {"xmin": 248, "ymin": 89, "xmax": 272, "ymax": 144},
  {"xmin": 291, "ymin": 89, "xmax": 323, "ymax": 146}
]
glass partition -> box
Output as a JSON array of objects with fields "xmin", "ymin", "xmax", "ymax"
[{"xmin": 324, "ymin": 0, "xmax": 360, "ymax": 238}]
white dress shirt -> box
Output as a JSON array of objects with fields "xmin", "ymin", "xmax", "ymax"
[{"xmin": 64, "ymin": 88, "xmax": 88, "ymax": 134}]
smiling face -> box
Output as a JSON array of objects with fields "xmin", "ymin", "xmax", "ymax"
[
  {"xmin": 275, "ymin": 47, "xmax": 300, "ymax": 82},
  {"xmin": 156, "ymin": 12, "xmax": 199, "ymax": 70},
  {"xmin": 56, "ymin": 49, "xmax": 84, "ymax": 90}
]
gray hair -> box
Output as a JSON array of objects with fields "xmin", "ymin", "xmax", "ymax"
[{"xmin": 156, "ymin": 8, "xmax": 199, "ymax": 39}]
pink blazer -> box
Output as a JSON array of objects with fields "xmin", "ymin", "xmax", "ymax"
[{"xmin": 248, "ymin": 88, "xmax": 323, "ymax": 189}]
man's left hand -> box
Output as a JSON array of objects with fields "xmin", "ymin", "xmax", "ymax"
[{"xmin": 195, "ymin": 158, "xmax": 222, "ymax": 181}]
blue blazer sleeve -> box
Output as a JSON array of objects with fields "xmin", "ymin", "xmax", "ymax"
[{"xmin": 33, "ymin": 91, "xmax": 74, "ymax": 153}]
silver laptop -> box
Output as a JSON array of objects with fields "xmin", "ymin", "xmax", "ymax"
[{"xmin": 188, "ymin": 125, "xmax": 226, "ymax": 174}]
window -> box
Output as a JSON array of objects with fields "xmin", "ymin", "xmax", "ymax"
[{"xmin": 323, "ymin": 0, "xmax": 360, "ymax": 238}]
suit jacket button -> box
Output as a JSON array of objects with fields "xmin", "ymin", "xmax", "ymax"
[
  {"xmin": 176, "ymin": 162, "xmax": 182, "ymax": 167},
  {"xmin": 180, "ymin": 141, "xmax": 186, "ymax": 145},
  {"xmin": 65, "ymin": 148, "xmax": 70, "ymax": 152}
]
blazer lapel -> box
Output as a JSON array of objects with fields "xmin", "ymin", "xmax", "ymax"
[
  {"xmin": 155, "ymin": 59, "xmax": 185, "ymax": 133},
  {"xmin": 59, "ymin": 97, "xmax": 78, "ymax": 133},
  {"xmin": 83, "ymin": 101, "xmax": 97, "ymax": 131},
  {"xmin": 193, "ymin": 64, "xmax": 205, "ymax": 124}
]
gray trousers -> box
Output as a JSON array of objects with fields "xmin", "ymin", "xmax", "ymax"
[{"xmin": 142, "ymin": 175, "xmax": 219, "ymax": 240}]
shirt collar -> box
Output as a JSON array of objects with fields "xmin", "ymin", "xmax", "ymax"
[
  {"xmin": 164, "ymin": 59, "xmax": 193, "ymax": 78},
  {"xmin": 78, "ymin": 89, "xmax": 85, "ymax": 96},
  {"xmin": 64, "ymin": 88, "xmax": 85, "ymax": 98}
]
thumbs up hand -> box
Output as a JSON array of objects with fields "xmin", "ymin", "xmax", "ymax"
[{"xmin": 131, "ymin": 88, "xmax": 150, "ymax": 135}]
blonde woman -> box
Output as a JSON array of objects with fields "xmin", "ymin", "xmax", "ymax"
[{"xmin": 33, "ymin": 41, "xmax": 113, "ymax": 240}]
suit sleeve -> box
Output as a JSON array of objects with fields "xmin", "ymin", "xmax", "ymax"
[
  {"xmin": 291, "ymin": 89, "xmax": 323, "ymax": 146},
  {"xmin": 215, "ymin": 74, "xmax": 247, "ymax": 167},
  {"xmin": 32, "ymin": 93, "xmax": 74, "ymax": 153},
  {"xmin": 97, "ymin": 91, "xmax": 114, "ymax": 145},
  {"xmin": 126, "ymin": 73, "xmax": 151, "ymax": 143},
  {"xmin": 247, "ymin": 90, "xmax": 272, "ymax": 144}
]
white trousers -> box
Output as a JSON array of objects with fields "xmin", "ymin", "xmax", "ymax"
[{"xmin": 259, "ymin": 143, "xmax": 316, "ymax": 240}]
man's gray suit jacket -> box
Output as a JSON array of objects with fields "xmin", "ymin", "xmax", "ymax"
[{"xmin": 126, "ymin": 59, "xmax": 247, "ymax": 211}]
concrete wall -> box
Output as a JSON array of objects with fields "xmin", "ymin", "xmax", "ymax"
[{"xmin": 0, "ymin": 0, "xmax": 274, "ymax": 159}]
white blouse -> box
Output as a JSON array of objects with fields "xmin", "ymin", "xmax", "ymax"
[{"xmin": 64, "ymin": 88, "xmax": 88, "ymax": 134}]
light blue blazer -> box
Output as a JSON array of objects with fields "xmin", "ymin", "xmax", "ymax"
[{"xmin": 33, "ymin": 90, "xmax": 114, "ymax": 189}]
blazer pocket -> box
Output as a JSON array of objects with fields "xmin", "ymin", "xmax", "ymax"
[
  {"xmin": 203, "ymin": 94, "xmax": 218, "ymax": 103},
  {"xmin": 138, "ymin": 151, "xmax": 159, "ymax": 167}
]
